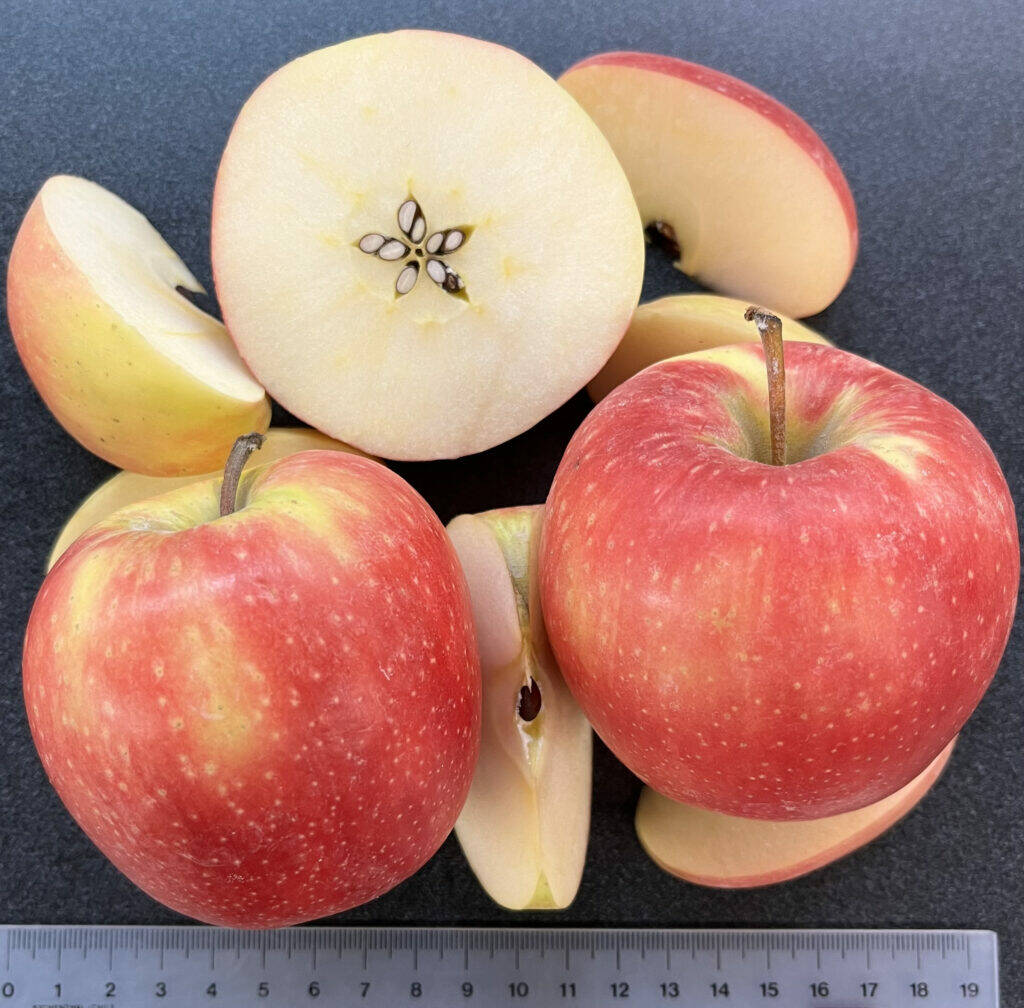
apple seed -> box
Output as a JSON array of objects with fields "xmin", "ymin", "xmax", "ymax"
[
  {"xmin": 358, "ymin": 197, "xmax": 469, "ymax": 298},
  {"xmin": 646, "ymin": 220, "xmax": 680, "ymax": 259},
  {"xmin": 517, "ymin": 678, "xmax": 542, "ymax": 722}
]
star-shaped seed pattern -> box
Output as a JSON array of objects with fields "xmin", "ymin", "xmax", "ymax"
[{"xmin": 358, "ymin": 198, "xmax": 469, "ymax": 298}]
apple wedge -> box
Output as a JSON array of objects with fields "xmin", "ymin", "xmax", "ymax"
[
  {"xmin": 560, "ymin": 53, "xmax": 857, "ymax": 318},
  {"xmin": 447, "ymin": 506, "xmax": 592, "ymax": 910},
  {"xmin": 7, "ymin": 176, "xmax": 270, "ymax": 475},
  {"xmin": 588, "ymin": 294, "xmax": 830, "ymax": 402},
  {"xmin": 47, "ymin": 427, "xmax": 366, "ymax": 570},
  {"xmin": 212, "ymin": 31, "xmax": 643, "ymax": 461},
  {"xmin": 636, "ymin": 740, "xmax": 955, "ymax": 888}
]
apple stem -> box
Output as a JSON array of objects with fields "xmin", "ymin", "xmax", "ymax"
[
  {"xmin": 744, "ymin": 307, "xmax": 787, "ymax": 466},
  {"xmin": 219, "ymin": 433, "xmax": 265, "ymax": 517}
]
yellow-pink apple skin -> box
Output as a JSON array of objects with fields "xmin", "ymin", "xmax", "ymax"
[
  {"xmin": 588, "ymin": 293, "xmax": 830, "ymax": 403},
  {"xmin": 637, "ymin": 739, "xmax": 954, "ymax": 888},
  {"xmin": 7, "ymin": 182, "xmax": 270, "ymax": 476},
  {"xmin": 24, "ymin": 451, "xmax": 480, "ymax": 926},
  {"xmin": 541, "ymin": 342, "xmax": 1018, "ymax": 820}
]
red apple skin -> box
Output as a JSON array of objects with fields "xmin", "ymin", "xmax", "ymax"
[
  {"xmin": 540, "ymin": 343, "xmax": 1018, "ymax": 820},
  {"xmin": 564, "ymin": 51, "xmax": 858, "ymax": 266},
  {"xmin": 23, "ymin": 451, "xmax": 481, "ymax": 926}
]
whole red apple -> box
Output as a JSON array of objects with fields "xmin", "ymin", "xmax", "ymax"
[
  {"xmin": 23, "ymin": 442, "xmax": 481, "ymax": 926},
  {"xmin": 540, "ymin": 318, "xmax": 1018, "ymax": 820}
]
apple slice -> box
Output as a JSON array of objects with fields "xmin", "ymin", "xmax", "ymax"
[
  {"xmin": 637, "ymin": 740, "xmax": 955, "ymax": 888},
  {"xmin": 447, "ymin": 506, "xmax": 592, "ymax": 909},
  {"xmin": 589, "ymin": 294, "xmax": 830, "ymax": 402},
  {"xmin": 559, "ymin": 53, "xmax": 857, "ymax": 318},
  {"xmin": 212, "ymin": 31, "xmax": 643, "ymax": 461},
  {"xmin": 47, "ymin": 427, "xmax": 367, "ymax": 571},
  {"xmin": 7, "ymin": 176, "xmax": 270, "ymax": 476}
]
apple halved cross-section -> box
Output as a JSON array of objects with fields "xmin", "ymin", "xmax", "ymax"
[
  {"xmin": 212, "ymin": 31, "xmax": 643, "ymax": 461},
  {"xmin": 7, "ymin": 175, "xmax": 270, "ymax": 475},
  {"xmin": 448, "ymin": 506, "xmax": 592, "ymax": 910}
]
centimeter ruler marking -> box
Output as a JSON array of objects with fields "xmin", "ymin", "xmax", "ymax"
[{"xmin": 0, "ymin": 927, "xmax": 999, "ymax": 1007}]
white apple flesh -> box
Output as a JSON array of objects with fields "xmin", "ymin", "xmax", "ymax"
[
  {"xmin": 448, "ymin": 506, "xmax": 592, "ymax": 910},
  {"xmin": 213, "ymin": 31, "xmax": 644, "ymax": 461}
]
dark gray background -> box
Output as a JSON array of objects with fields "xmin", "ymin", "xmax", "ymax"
[{"xmin": 2, "ymin": 0, "xmax": 1022, "ymax": 1000}]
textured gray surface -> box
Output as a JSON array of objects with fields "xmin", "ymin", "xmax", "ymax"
[{"xmin": 1, "ymin": 0, "xmax": 1022, "ymax": 1000}]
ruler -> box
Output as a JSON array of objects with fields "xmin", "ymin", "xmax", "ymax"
[{"xmin": 0, "ymin": 927, "xmax": 998, "ymax": 1007}]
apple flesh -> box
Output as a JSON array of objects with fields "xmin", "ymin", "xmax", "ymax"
[
  {"xmin": 448, "ymin": 506, "xmax": 591, "ymax": 910},
  {"xmin": 541, "ymin": 340, "xmax": 1018, "ymax": 819},
  {"xmin": 47, "ymin": 427, "xmax": 367, "ymax": 571},
  {"xmin": 212, "ymin": 31, "xmax": 643, "ymax": 461},
  {"xmin": 588, "ymin": 294, "xmax": 829, "ymax": 403},
  {"xmin": 23, "ymin": 450, "xmax": 481, "ymax": 926},
  {"xmin": 7, "ymin": 175, "xmax": 270, "ymax": 475},
  {"xmin": 637, "ymin": 739, "xmax": 954, "ymax": 888},
  {"xmin": 559, "ymin": 53, "xmax": 857, "ymax": 318}
]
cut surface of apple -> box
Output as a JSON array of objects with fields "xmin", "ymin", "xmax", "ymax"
[
  {"xmin": 7, "ymin": 176, "xmax": 270, "ymax": 475},
  {"xmin": 637, "ymin": 740, "xmax": 955, "ymax": 889},
  {"xmin": 47, "ymin": 427, "xmax": 365, "ymax": 571},
  {"xmin": 560, "ymin": 53, "xmax": 857, "ymax": 318},
  {"xmin": 589, "ymin": 294, "xmax": 830, "ymax": 402},
  {"xmin": 448, "ymin": 505, "xmax": 592, "ymax": 910},
  {"xmin": 213, "ymin": 31, "xmax": 644, "ymax": 461}
]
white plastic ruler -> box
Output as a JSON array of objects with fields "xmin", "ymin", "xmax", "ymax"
[{"xmin": 0, "ymin": 926, "xmax": 999, "ymax": 1007}]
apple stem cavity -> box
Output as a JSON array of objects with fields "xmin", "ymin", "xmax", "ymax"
[
  {"xmin": 744, "ymin": 306, "xmax": 787, "ymax": 466},
  {"xmin": 219, "ymin": 432, "xmax": 266, "ymax": 517}
]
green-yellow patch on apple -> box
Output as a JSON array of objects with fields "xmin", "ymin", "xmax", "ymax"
[{"xmin": 47, "ymin": 428, "xmax": 366, "ymax": 571}]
